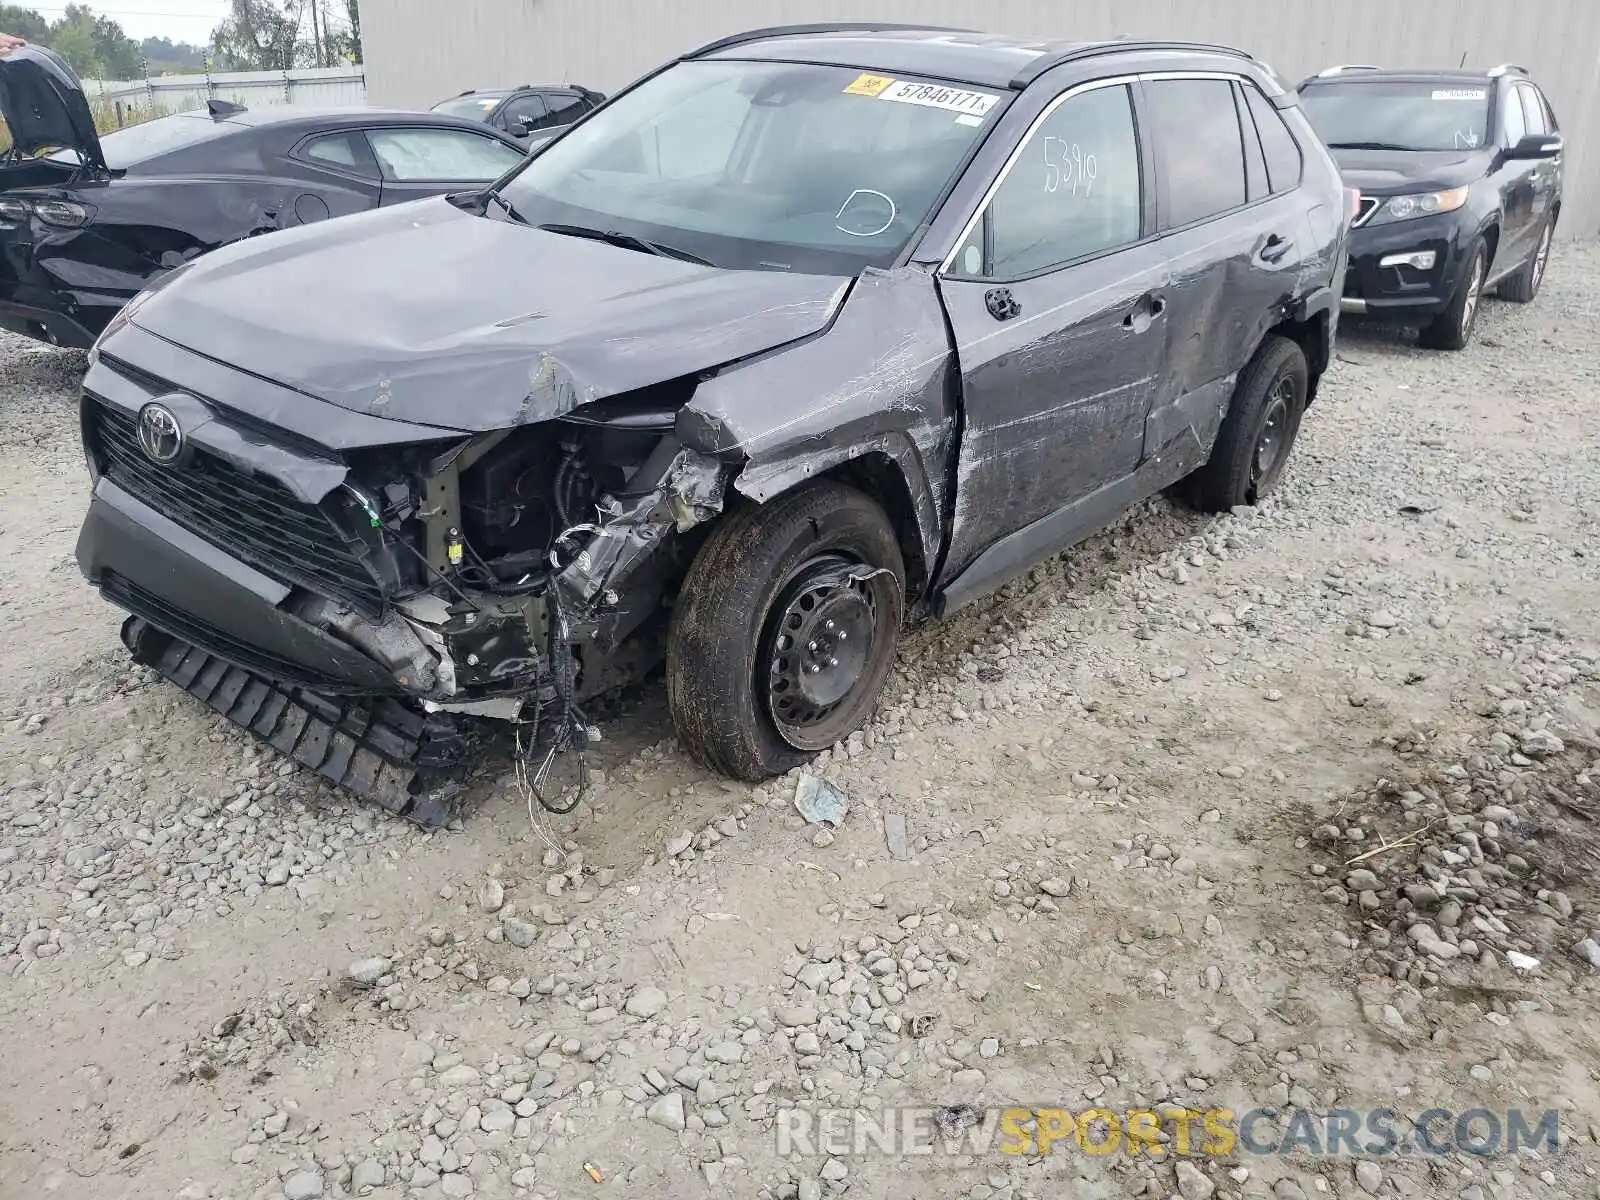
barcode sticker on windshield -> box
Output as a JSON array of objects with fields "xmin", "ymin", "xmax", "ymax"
[
  {"xmin": 1432, "ymin": 88, "xmax": 1487, "ymax": 100},
  {"xmin": 877, "ymin": 80, "xmax": 999, "ymax": 116}
]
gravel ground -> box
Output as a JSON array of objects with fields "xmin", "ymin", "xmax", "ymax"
[{"xmin": 2, "ymin": 243, "xmax": 1599, "ymax": 1200}]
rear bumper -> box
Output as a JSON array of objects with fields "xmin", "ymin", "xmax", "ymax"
[
  {"xmin": 1340, "ymin": 209, "xmax": 1474, "ymax": 322},
  {"xmin": 0, "ymin": 292, "xmax": 101, "ymax": 347}
]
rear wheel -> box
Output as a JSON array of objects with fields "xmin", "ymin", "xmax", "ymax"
[
  {"xmin": 1419, "ymin": 240, "xmax": 1486, "ymax": 350},
  {"xmin": 667, "ymin": 481, "xmax": 905, "ymax": 779},
  {"xmin": 1498, "ymin": 218, "xmax": 1553, "ymax": 303},
  {"xmin": 1183, "ymin": 335, "xmax": 1308, "ymax": 513}
]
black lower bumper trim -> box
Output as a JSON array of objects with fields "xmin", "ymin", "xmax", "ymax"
[{"xmin": 123, "ymin": 617, "xmax": 473, "ymax": 826}]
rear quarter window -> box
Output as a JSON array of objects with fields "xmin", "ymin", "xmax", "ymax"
[{"xmin": 1243, "ymin": 83, "xmax": 1303, "ymax": 193}]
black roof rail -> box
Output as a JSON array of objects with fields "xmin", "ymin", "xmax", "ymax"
[
  {"xmin": 685, "ymin": 22, "xmax": 976, "ymax": 60},
  {"xmin": 1010, "ymin": 39, "xmax": 1255, "ymax": 89},
  {"xmin": 205, "ymin": 98, "xmax": 246, "ymax": 119}
]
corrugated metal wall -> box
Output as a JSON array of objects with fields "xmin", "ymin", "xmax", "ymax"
[{"xmin": 360, "ymin": 0, "xmax": 1600, "ymax": 235}]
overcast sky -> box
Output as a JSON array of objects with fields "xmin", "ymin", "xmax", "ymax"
[{"xmin": 26, "ymin": 0, "xmax": 233, "ymax": 44}]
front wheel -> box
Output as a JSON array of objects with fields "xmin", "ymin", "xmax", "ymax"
[
  {"xmin": 1498, "ymin": 218, "xmax": 1553, "ymax": 303},
  {"xmin": 1419, "ymin": 240, "xmax": 1487, "ymax": 351},
  {"xmin": 1183, "ymin": 335, "xmax": 1308, "ymax": 513},
  {"xmin": 667, "ymin": 481, "xmax": 905, "ymax": 779}
]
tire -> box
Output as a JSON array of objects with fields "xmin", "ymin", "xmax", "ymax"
[
  {"xmin": 1183, "ymin": 335, "xmax": 1307, "ymax": 513},
  {"xmin": 666, "ymin": 481, "xmax": 905, "ymax": 779},
  {"xmin": 1419, "ymin": 239, "xmax": 1487, "ymax": 350},
  {"xmin": 1497, "ymin": 218, "xmax": 1553, "ymax": 303}
]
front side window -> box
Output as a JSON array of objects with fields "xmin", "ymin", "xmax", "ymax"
[
  {"xmin": 501, "ymin": 94, "xmax": 549, "ymax": 130},
  {"xmin": 493, "ymin": 59, "xmax": 1003, "ymax": 273},
  {"xmin": 1517, "ymin": 85, "xmax": 1547, "ymax": 136},
  {"xmin": 1145, "ymin": 78, "xmax": 1247, "ymax": 229},
  {"xmin": 957, "ymin": 83, "xmax": 1142, "ymax": 279},
  {"xmin": 367, "ymin": 128, "xmax": 526, "ymax": 181},
  {"xmin": 1300, "ymin": 80, "xmax": 1491, "ymax": 151},
  {"xmin": 1501, "ymin": 86, "xmax": 1527, "ymax": 146}
]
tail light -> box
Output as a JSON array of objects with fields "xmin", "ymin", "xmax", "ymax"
[
  {"xmin": 1346, "ymin": 188, "xmax": 1363, "ymax": 226},
  {"xmin": 33, "ymin": 199, "xmax": 95, "ymax": 228}
]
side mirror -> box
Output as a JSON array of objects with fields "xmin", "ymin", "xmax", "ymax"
[
  {"xmin": 508, "ymin": 121, "xmax": 530, "ymax": 138},
  {"xmin": 1508, "ymin": 132, "xmax": 1562, "ymax": 159}
]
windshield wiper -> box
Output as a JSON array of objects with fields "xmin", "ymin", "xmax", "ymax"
[
  {"xmin": 537, "ymin": 222, "xmax": 711, "ymax": 266},
  {"xmin": 484, "ymin": 189, "xmax": 528, "ymax": 224},
  {"xmin": 1326, "ymin": 141, "xmax": 1429, "ymax": 151}
]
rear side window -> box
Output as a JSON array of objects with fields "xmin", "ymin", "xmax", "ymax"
[
  {"xmin": 1144, "ymin": 78, "xmax": 1247, "ymax": 229},
  {"xmin": 973, "ymin": 83, "xmax": 1142, "ymax": 278},
  {"xmin": 1243, "ymin": 83, "xmax": 1303, "ymax": 193},
  {"xmin": 302, "ymin": 131, "xmax": 376, "ymax": 178}
]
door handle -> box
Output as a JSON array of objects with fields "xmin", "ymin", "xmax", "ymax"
[
  {"xmin": 1257, "ymin": 233, "xmax": 1293, "ymax": 264},
  {"xmin": 984, "ymin": 287, "xmax": 1021, "ymax": 321},
  {"xmin": 1122, "ymin": 292, "xmax": 1165, "ymax": 333}
]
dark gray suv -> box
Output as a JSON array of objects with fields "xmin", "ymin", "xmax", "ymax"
[{"xmin": 75, "ymin": 24, "xmax": 1350, "ymax": 822}]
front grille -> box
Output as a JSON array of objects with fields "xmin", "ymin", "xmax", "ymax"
[
  {"xmin": 102, "ymin": 572, "xmax": 383, "ymax": 693},
  {"xmin": 1353, "ymin": 196, "xmax": 1380, "ymax": 228},
  {"xmin": 87, "ymin": 397, "xmax": 385, "ymax": 617}
]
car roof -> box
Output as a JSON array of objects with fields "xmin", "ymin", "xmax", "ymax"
[
  {"xmin": 1300, "ymin": 68, "xmax": 1523, "ymax": 87},
  {"xmin": 694, "ymin": 26, "xmax": 1256, "ymax": 91},
  {"xmin": 207, "ymin": 104, "xmax": 493, "ymax": 128}
]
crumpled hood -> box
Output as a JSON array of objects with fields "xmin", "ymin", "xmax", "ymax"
[
  {"xmin": 129, "ymin": 197, "xmax": 850, "ymax": 432},
  {"xmin": 1332, "ymin": 148, "xmax": 1490, "ymax": 195},
  {"xmin": 0, "ymin": 44, "xmax": 105, "ymax": 169}
]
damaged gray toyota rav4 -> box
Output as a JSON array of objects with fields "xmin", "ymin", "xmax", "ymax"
[{"xmin": 75, "ymin": 25, "xmax": 1349, "ymax": 823}]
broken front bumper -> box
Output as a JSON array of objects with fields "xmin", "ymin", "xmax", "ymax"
[{"xmin": 78, "ymin": 479, "xmax": 488, "ymax": 823}]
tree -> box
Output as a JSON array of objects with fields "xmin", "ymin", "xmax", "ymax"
[
  {"xmin": 210, "ymin": 0, "xmax": 302, "ymax": 71},
  {"xmin": 0, "ymin": 4, "xmax": 51, "ymax": 45},
  {"xmin": 328, "ymin": 0, "xmax": 360, "ymax": 63}
]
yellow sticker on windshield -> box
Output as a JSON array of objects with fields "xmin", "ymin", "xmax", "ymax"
[{"xmin": 843, "ymin": 73, "xmax": 895, "ymax": 97}]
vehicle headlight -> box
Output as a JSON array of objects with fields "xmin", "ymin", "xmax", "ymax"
[
  {"xmin": 32, "ymin": 199, "xmax": 96, "ymax": 228},
  {"xmin": 0, "ymin": 197, "xmax": 30, "ymax": 225},
  {"xmin": 1376, "ymin": 187, "xmax": 1469, "ymax": 223}
]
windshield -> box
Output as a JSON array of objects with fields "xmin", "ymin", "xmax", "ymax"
[
  {"xmin": 430, "ymin": 94, "xmax": 504, "ymax": 121},
  {"xmin": 1300, "ymin": 81, "xmax": 1490, "ymax": 151},
  {"xmin": 493, "ymin": 59, "xmax": 1003, "ymax": 273}
]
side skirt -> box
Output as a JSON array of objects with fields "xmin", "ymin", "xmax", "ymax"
[{"xmin": 934, "ymin": 447, "xmax": 1201, "ymax": 618}]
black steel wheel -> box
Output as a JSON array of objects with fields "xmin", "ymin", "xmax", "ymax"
[
  {"xmin": 761, "ymin": 552, "xmax": 895, "ymax": 751},
  {"xmin": 668, "ymin": 482, "xmax": 905, "ymax": 779},
  {"xmin": 1183, "ymin": 335, "xmax": 1308, "ymax": 512}
]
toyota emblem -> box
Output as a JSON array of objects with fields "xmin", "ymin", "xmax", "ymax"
[{"xmin": 137, "ymin": 403, "xmax": 184, "ymax": 465}]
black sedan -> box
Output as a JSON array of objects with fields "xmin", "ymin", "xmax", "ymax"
[{"xmin": 0, "ymin": 44, "xmax": 530, "ymax": 348}]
